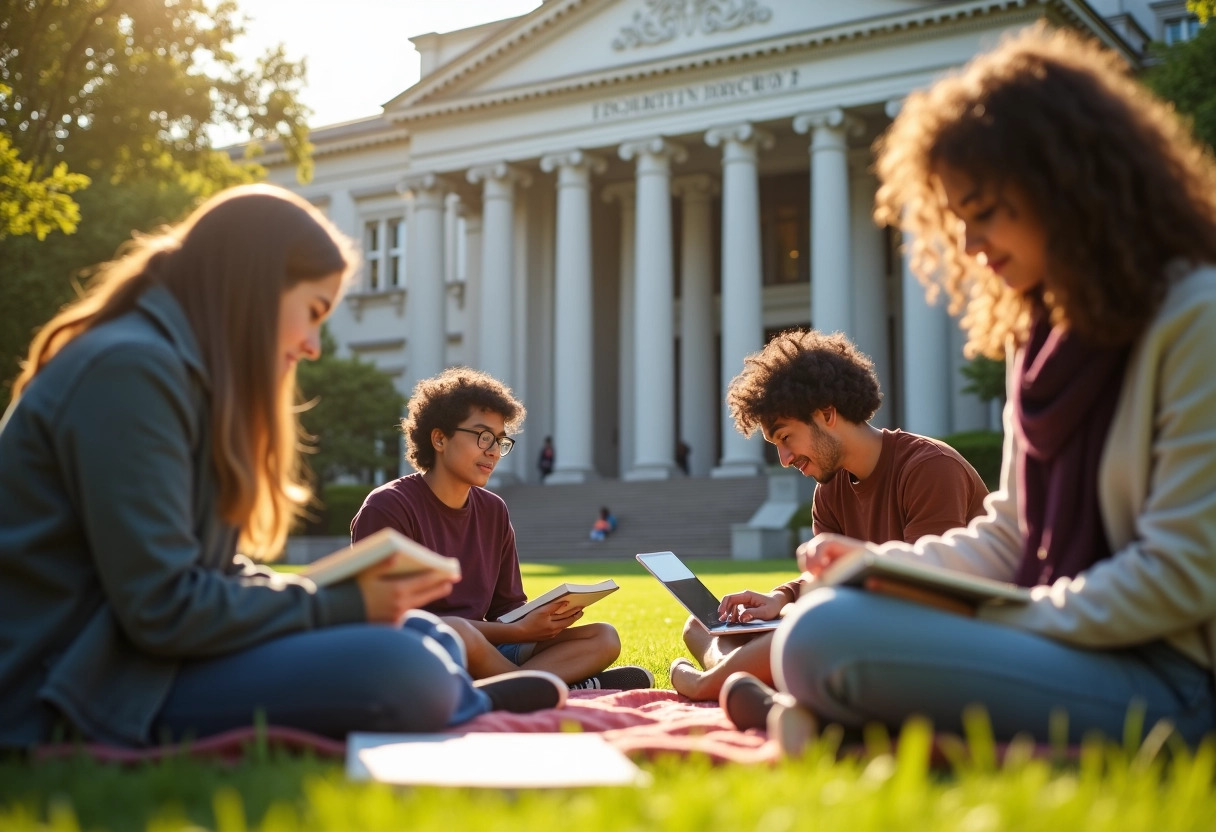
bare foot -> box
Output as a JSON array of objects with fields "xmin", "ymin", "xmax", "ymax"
[{"xmin": 669, "ymin": 657, "xmax": 711, "ymax": 700}]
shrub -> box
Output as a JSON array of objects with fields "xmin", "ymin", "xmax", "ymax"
[
  {"xmin": 942, "ymin": 430, "xmax": 1004, "ymax": 490},
  {"xmin": 787, "ymin": 500, "xmax": 815, "ymax": 532},
  {"xmin": 300, "ymin": 482, "xmax": 377, "ymax": 537}
]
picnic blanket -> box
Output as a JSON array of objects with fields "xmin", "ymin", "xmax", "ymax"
[{"xmin": 31, "ymin": 690, "xmax": 779, "ymax": 766}]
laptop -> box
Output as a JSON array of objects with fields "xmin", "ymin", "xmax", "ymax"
[{"xmin": 635, "ymin": 551, "xmax": 781, "ymax": 634}]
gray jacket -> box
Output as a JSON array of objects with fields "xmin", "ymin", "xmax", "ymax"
[{"xmin": 0, "ymin": 285, "xmax": 364, "ymax": 747}]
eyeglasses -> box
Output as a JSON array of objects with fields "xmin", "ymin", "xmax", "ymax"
[{"xmin": 452, "ymin": 427, "xmax": 515, "ymax": 456}]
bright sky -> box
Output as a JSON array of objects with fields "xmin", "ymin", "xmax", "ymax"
[{"xmin": 221, "ymin": 0, "xmax": 542, "ymax": 138}]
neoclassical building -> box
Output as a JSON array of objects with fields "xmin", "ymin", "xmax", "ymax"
[{"xmin": 260, "ymin": 0, "xmax": 1187, "ymax": 484}]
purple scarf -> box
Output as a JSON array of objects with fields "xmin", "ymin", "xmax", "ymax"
[{"xmin": 1011, "ymin": 307, "xmax": 1129, "ymax": 587}]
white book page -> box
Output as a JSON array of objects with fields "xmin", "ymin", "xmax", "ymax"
[{"xmin": 347, "ymin": 732, "xmax": 649, "ymax": 788}]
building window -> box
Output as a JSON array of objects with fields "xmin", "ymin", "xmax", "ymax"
[
  {"xmin": 760, "ymin": 174, "xmax": 809, "ymax": 286},
  {"xmin": 363, "ymin": 217, "xmax": 406, "ymax": 292},
  {"xmin": 388, "ymin": 218, "xmax": 405, "ymax": 288},
  {"xmin": 365, "ymin": 221, "xmax": 381, "ymax": 291},
  {"xmin": 1164, "ymin": 14, "xmax": 1201, "ymax": 44}
]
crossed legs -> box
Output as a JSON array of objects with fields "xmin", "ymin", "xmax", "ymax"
[
  {"xmin": 443, "ymin": 617, "xmax": 622, "ymax": 685},
  {"xmin": 668, "ymin": 615, "xmax": 776, "ymax": 701}
]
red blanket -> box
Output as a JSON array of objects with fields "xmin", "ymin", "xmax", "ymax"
[{"xmin": 32, "ymin": 690, "xmax": 778, "ymax": 766}]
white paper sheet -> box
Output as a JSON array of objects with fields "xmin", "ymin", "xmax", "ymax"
[{"xmin": 346, "ymin": 732, "xmax": 649, "ymax": 788}]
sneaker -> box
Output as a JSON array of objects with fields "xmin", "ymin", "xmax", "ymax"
[
  {"xmin": 719, "ymin": 672, "xmax": 780, "ymax": 731},
  {"xmin": 569, "ymin": 665, "xmax": 655, "ymax": 691},
  {"xmin": 768, "ymin": 699, "xmax": 818, "ymax": 758},
  {"xmin": 474, "ymin": 670, "xmax": 568, "ymax": 713}
]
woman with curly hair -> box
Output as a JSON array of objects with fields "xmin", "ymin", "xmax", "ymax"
[{"xmin": 731, "ymin": 23, "xmax": 1216, "ymax": 752}]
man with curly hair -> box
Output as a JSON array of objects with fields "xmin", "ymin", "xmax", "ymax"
[
  {"xmin": 351, "ymin": 367, "xmax": 653, "ymax": 695},
  {"xmin": 670, "ymin": 329, "xmax": 987, "ymax": 718}
]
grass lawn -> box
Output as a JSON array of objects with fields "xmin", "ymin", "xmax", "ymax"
[{"xmin": 2, "ymin": 560, "xmax": 1214, "ymax": 832}]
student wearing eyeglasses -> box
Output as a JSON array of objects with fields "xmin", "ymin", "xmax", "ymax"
[{"xmin": 351, "ymin": 367, "xmax": 653, "ymax": 696}]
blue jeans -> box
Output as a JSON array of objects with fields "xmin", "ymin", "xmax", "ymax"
[
  {"xmin": 772, "ymin": 587, "xmax": 1216, "ymax": 745},
  {"xmin": 153, "ymin": 611, "xmax": 491, "ymax": 739}
]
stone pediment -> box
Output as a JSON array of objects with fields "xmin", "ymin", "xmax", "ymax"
[{"xmin": 384, "ymin": 0, "xmax": 1056, "ymax": 122}]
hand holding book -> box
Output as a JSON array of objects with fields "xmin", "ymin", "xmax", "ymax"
[
  {"xmin": 301, "ymin": 529, "xmax": 462, "ymax": 624},
  {"xmin": 508, "ymin": 600, "xmax": 586, "ymax": 640}
]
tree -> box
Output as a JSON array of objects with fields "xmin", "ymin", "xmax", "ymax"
[
  {"xmin": 0, "ymin": 0, "xmax": 314, "ymax": 404},
  {"xmin": 0, "ymin": 87, "xmax": 89, "ymax": 239},
  {"xmin": 296, "ymin": 328, "xmax": 406, "ymax": 485},
  {"xmin": 1146, "ymin": 18, "xmax": 1216, "ymax": 152},
  {"xmin": 1190, "ymin": 1, "xmax": 1214, "ymax": 23},
  {"xmin": 1, "ymin": 0, "xmax": 312, "ymax": 191}
]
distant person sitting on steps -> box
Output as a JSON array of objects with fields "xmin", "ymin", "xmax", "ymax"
[
  {"xmin": 537, "ymin": 436, "xmax": 555, "ymax": 481},
  {"xmin": 589, "ymin": 507, "xmax": 617, "ymax": 542},
  {"xmin": 352, "ymin": 368, "xmax": 653, "ymax": 692},
  {"xmin": 669, "ymin": 329, "xmax": 988, "ymax": 714}
]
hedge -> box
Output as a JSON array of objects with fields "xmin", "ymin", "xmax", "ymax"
[{"xmin": 941, "ymin": 429, "xmax": 1004, "ymax": 490}]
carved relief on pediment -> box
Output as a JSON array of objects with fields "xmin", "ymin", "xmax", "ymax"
[{"xmin": 612, "ymin": 0, "xmax": 772, "ymax": 51}]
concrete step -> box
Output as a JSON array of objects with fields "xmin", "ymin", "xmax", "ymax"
[{"xmin": 495, "ymin": 475, "xmax": 769, "ymax": 561}]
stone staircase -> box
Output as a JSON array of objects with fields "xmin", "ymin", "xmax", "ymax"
[{"xmin": 495, "ymin": 475, "xmax": 770, "ymax": 562}]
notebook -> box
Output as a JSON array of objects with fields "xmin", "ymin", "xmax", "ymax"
[
  {"xmin": 635, "ymin": 551, "xmax": 781, "ymax": 634},
  {"xmin": 820, "ymin": 547, "xmax": 1033, "ymax": 605}
]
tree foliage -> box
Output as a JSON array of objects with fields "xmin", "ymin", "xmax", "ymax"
[
  {"xmin": 1, "ymin": 0, "xmax": 312, "ymax": 186},
  {"xmin": 0, "ymin": 0, "xmax": 314, "ymax": 404},
  {"xmin": 1146, "ymin": 17, "xmax": 1216, "ymax": 153},
  {"xmin": 0, "ymin": 85, "xmax": 90, "ymax": 239},
  {"xmin": 1190, "ymin": 1, "xmax": 1214, "ymax": 24},
  {"xmin": 960, "ymin": 356, "xmax": 1005, "ymax": 405},
  {"xmin": 296, "ymin": 328, "xmax": 406, "ymax": 486}
]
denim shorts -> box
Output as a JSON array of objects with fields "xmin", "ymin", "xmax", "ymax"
[{"xmin": 495, "ymin": 641, "xmax": 537, "ymax": 665}]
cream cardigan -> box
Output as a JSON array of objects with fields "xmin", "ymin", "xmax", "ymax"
[{"xmin": 876, "ymin": 263, "xmax": 1216, "ymax": 673}]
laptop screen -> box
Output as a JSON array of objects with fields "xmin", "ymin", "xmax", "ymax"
[{"xmin": 636, "ymin": 552, "xmax": 725, "ymax": 628}]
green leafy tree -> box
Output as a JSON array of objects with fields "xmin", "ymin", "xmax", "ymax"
[
  {"xmin": 1146, "ymin": 14, "xmax": 1216, "ymax": 152},
  {"xmin": 0, "ymin": 86, "xmax": 90, "ymax": 239},
  {"xmin": 960, "ymin": 356, "xmax": 1005, "ymax": 406},
  {"xmin": 296, "ymin": 327, "xmax": 406, "ymax": 485},
  {"xmin": 0, "ymin": 0, "xmax": 314, "ymax": 405}
]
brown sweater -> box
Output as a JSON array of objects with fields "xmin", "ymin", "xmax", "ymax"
[{"xmin": 777, "ymin": 429, "xmax": 988, "ymax": 602}]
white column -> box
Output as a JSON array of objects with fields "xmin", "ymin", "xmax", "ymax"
[
  {"xmin": 849, "ymin": 165, "xmax": 892, "ymax": 427},
  {"xmin": 794, "ymin": 109, "xmax": 862, "ymax": 338},
  {"xmin": 950, "ymin": 320, "xmax": 988, "ymax": 433},
  {"xmin": 900, "ymin": 231, "xmax": 952, "ymax": 436},
  {"xmin": 468, "ymin": 164, "xmax": 528, "ymax": 385},
  {"xmin": 672, "ymin": 174, "xmax": 718, "ymax": 478},
  {"xmin": 461, "ymin": 206, "xmax": 483, "ymax": 368},
  {"xmin": 706, "ymin": 123, "xmax": 771, "ymax": 478},
  {"xmin": 619, "ymin": 137, "xmax": 686, "ymax": 481},
  {"xmin": 467, "ymin": 163, "xmax": 529, "ymax": 485},
  {"xmin": 444, "ymin": 192, "xmax": 460, "ymax": 285},
  {"xmin": 399, "ymin": 173, "xmax": 448, "ymax": 394},
  {"xmin": 603, "ymin": 183, "xmax": 636, "ymax": 478},
  {"xmin": 540, "ymin": 150, "xmax": 606, "ymax": 484}
]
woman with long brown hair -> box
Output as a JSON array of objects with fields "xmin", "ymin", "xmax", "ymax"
[
  {"xmin": 0, "ymin": 184, "xmax": 564, "ymax": 749},
  {"xmin": 729, "ymin": 24, "xmax": 1216, "ymax": 751}
]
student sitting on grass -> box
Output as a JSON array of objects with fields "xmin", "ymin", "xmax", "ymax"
[
  {"xmin": 738, "ymin": 24, "xmax": 1216, "ymax": 753},
  {"xmin": 351, "ymin": 368, "xmax": 653, "ymax": 692},
  {"xmin": 670, "ymin": 329, "xmax": 988, "ymax": 712},
  {"xmin": 0, "ymin": 185, "xmax": 563, "ymax": 751}
]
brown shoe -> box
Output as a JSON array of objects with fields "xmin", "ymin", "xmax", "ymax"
[{"xmin": 719, "ymin": 671, "xmax": 780, "ymax": 731}]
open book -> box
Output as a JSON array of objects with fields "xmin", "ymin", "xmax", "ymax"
[
  {"xmin": 820, "ymin": 547, "xmax": 1031, "ymax": 606},
  {"xmin": 301, "ymin": 528, "xmax": 461, "ymax": 588},
  {"xmin": 496, "ymin": 579, "xmax": 619, "ymax": 624}
]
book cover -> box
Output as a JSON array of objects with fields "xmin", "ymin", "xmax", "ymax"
[
  {"xmin": 496, "ymin": 579, "xmax": 619, "ymax": 624},
  {"xmin": 301, "ymin": 528, "xmax": 461, "ymax": 588},
  {"xmin": 820, "ymin": 548, "xmax": 1031, "ymax": 606}
]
